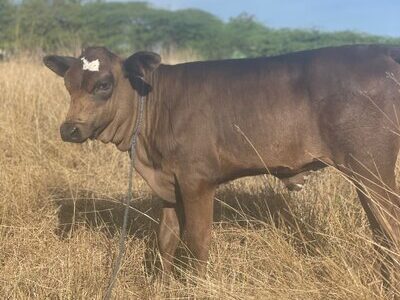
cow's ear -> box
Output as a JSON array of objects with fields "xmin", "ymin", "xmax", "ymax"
[
  {"xmin": 123, "ymin": 51, "xmax": 161, "ymax": 96},
  {"xmin": 43, "ymin": 55, "xmax": 77, "ymax": 77}
]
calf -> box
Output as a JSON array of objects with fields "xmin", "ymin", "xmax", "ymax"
[{"xmin": 44, "ymin": 45, "xmax": 400, "ymax": 286}]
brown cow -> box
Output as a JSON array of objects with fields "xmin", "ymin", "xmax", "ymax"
[{"xmin": 44, "ymin": 45, "xmax": 400, "ymax": 286}]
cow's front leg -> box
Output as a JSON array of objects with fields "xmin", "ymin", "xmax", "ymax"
[
  {"xmin": 158, "ymin": 201, "xmax": 182, "ymax": 274},
  {"xmin": 178, "ymin": 179, "xmax": 216, "ymax": 276}
]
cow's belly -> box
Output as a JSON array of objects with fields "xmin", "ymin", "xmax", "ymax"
[{"xmin": 216, "ymin": 124, "xmax": 333, "ymax": 184}]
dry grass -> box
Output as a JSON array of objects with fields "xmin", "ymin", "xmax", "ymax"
[{"xmin": 0, "ymin": 56, "xmax": 398, "ymax": 299}]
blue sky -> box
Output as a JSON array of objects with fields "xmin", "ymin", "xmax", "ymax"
[{"xmin": 143, "ymin": 0, "xmax": 400, "ymax": 37}]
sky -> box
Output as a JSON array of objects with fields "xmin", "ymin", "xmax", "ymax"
[{"xmin": 141, "ymin": 0, "xmax": 400, "ymax": 37}]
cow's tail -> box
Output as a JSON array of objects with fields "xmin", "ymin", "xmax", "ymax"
[{"xmin": 389, "ymin": 47, "xmax": 400, "ymax": 64}]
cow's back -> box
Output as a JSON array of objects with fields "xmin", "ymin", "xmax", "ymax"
[{"xmin": 150, "ymin": 45, "xmax": 400, "ymax": 182}]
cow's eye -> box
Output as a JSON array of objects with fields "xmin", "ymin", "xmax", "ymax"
[{"xmin": 96, "ymin": 82, "xmax": 112, "ymax": 92}]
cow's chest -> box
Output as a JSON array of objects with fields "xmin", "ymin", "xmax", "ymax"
[{"xmin": 134, "ymin": 156, "xmax": 176, "ymax": 203}]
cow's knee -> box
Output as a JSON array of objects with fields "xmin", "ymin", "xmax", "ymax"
[{"xmin": 184, "ymin": 217, "xmax": 212, "ymax": 260}]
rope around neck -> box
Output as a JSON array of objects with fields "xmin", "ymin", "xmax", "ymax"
[{"xmin": 104, "ymin": 96, "xmax": 145, "ymax": 300}]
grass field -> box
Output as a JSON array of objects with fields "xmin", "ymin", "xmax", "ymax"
[{"xmin": 0, "ymin": 56, "xmax": 399, "ymax": 299}]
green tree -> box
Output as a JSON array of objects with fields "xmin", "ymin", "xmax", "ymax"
[
  {"xmin": 0, "ymin": 0, "xmax": 16, "ymax": 50},
  {"xmin": 0, "ymin": 1, "xmax": 399, "ymax": 58},
  {"xmin": 79, "ymin": 2, "xmax": 150, "ymax": 53},
  {"xmin": 13, "ymin": 0, "xmax": 82, "ymax": 51},
  {"xmin": 126, "ymin": 8, "xmax": 228, "ymax": 58},
  {"xmin": 226, "ymin": 13, "xmax": 270, "ymax": 58}
]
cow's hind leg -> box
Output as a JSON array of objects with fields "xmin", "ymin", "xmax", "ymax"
[{"xmin": 343, "ymin": 151, "xmax": 400, "ymax": 293}]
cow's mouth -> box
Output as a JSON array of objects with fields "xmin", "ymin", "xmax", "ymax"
[
  {"xmin": 89, "ymin": 129, "xmax": 99, "ymax": 140},
  {"xmin": 89, "ymin": 124, "xmax": 107, "ymax": 140}
]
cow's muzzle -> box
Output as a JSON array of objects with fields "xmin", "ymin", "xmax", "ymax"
[{"xmin": 60, "ymin": 122, "xmax": 87, "ymax": 143}]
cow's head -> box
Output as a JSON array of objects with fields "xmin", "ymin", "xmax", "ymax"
[{"xmin": 43, "ymin": 47, "xmax": 161, "ymax": 150}]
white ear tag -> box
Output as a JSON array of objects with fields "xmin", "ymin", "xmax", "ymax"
[{"xmin": 81, "ymin": 57, "xmax": 100, "ymax": 72}]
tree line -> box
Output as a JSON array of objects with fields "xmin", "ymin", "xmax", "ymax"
[{"xmin": 1, "ymin": 0, "xmax": 399, "ymax": 59}]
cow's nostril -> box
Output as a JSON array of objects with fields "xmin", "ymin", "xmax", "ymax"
[
  {"xmin": 69, "ymin": 126, "xmax": 81, "ymax": 140},
  {"xmin": 70, "ymin": 126, "xmax": 78, "ymax": 136}
]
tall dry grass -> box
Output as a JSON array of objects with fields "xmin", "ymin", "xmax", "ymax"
[{"xmin": 0, "ymin": 56, "xmax": 398, "ymax": 299}]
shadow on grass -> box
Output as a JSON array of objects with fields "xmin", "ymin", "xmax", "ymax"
[
  {"xmin": 50, "ymin": 187, "xmax": 160, "ymax": 239},
  {"xmin": 50, "ymin": 183, "xmax": 297, "ymax": 240},
  {"xmin": 50, "ymin": 183, "xmax": 305, "ymax": 275}
]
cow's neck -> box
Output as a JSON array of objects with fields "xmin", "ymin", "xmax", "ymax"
[
  {"xmin": 109, "ymin": 91, "xmax": 159, "ymax": 155},
  {"xmin": 102, "ymin": 71, "xmax": 167, "ymax": 174},
  {"xmin": 110, "ymin": 94, "xmax": 144, "ymax": 152},
  {"xmin": 95, "ymin": 84, "xmax": 143, "ymax": 152}
]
